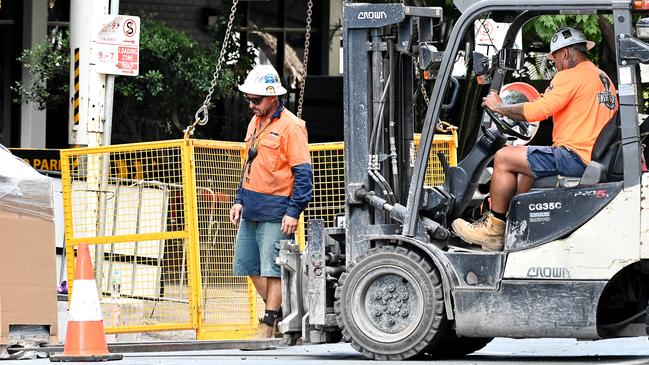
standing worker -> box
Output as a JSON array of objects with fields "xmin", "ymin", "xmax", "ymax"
[
  {"xmin": 229, "ymin": 64, "xmax": 313, "ymax": 337},
  {"xmin": 452, "ymin": 27, "xmax": 618, "ymax": 251}
]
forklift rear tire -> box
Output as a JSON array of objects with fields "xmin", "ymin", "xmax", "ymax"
[{"xmin": 334, "ymin": 245, "xmax": 446, "ymax": 360}]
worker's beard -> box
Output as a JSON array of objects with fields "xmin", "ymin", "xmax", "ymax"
[{"xmin": 250, "ymin": 98, "xmax": 278, "ymax": 118}]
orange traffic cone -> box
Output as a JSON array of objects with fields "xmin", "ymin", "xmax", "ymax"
[{"xmin": 50, "ymin": 244, "xmax": 123, "ymax": 362}]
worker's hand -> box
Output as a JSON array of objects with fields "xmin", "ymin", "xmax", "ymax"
[
  {"xmin": 482, "ymin": 90, "xmax": 503, "ymax": 112},
  {"xmin": 281, "ymin": 215, "xmax": 299, "ymax": 235},
  {"xmin": 229, "ymin": 204, "xmax": 243, "ymax": 225}
]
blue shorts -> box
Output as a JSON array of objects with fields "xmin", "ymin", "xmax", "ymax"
[
  {"xmin": 232, "ymin": 219, "xmax": 291, "ymax": 277},
  {"xmin": 527, "ymin": 146, "xmax": 587, "ymax": 179}
]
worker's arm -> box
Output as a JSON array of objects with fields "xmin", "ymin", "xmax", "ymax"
[
  {"xmin": 282, "ymin": 162, "xmax": 312, "ymax": 235},
  {"xmin": 483, "ymin": 71, "xmax": 576, "ymax": 123},
  {"xmin": 523, "ymin": 71, "xmax": 576, "ymax": 121},
  {"xmin": 482, "ymin": 91, "xmax": 527, "ymax": 121},
  {"xmin": 287, "ymin": 163, "xmax": 313, "ymax": 219},
  {"xmin": 230, "ymin": 188, "xmax": 244, "ymax": 225},
  {"xmin": 285, "ymin": 123, "xmax": 313, "ymax": 219},
  {"xmin": 282, "ymin": 123, "xmax": 312, "ymax": 235}
]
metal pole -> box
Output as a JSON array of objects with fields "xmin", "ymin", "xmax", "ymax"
[
  {"xmin": 97, "ymin": 0, "xmax": 118, "ymax": 290},
  {"xmin": 103, "ymin": 0, "xmax": 119, "ymax": 146}
]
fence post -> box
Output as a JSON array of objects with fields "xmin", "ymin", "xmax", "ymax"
[{"xmin": 181, "ymin": 139, "xmax": 204, "ymax": 336}]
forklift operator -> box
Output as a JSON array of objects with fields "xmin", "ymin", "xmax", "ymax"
[
  {"xmin": 452, "ymin": 27, "xmax": 618, "ymax": 251},
  {"xmin": 229, "ymin": 64, "xmax": 313, "ymax": 337}
]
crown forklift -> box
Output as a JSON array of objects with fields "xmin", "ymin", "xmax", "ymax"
[{"xmin": 278, "ymin": 0, "xmax": 649, "ymax": 360}]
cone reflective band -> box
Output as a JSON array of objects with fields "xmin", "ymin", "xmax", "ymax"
[{"xmin": 50, "ymin": 245, "xmax": 123, "ymax": 362}]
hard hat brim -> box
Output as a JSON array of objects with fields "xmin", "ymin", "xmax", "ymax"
[
  {"xmin": 546, "ymin": 40, "xmax": 595, "ymax": 61},
  {"xmin": 238, "ymin": 83, "xmax": 287, "ymax": 96}
]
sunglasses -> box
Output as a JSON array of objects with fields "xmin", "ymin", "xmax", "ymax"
[{"xmin": 244, "ymin": 95, "xmax": 265, "ymax": 105}]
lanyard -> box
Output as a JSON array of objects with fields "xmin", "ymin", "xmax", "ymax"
[
  {"xmin": 239, "ymin": 117, "xmax": 274, "ymax": 186},
  {"xmin": 250, "ymin": 118, "xmax": 273, "ymax": 151}
]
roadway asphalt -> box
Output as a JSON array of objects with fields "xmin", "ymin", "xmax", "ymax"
[{"xmin": 11, "ymin": 336, "xmax": 649, "ymax": 364}]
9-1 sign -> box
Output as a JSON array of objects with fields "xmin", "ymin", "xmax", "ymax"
[{"xmin": 90, "ymin": 15, "xmax": 140, "ymax": 76}]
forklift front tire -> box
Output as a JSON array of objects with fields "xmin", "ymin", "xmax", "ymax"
[{"xmin": 334, "ymin": 245, "xmax": 447, "ymax": 360}]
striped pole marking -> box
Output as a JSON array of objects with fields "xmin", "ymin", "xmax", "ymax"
[{"xmin": 73, "ymin": 48, "xmax": 80, "ymax": 126}]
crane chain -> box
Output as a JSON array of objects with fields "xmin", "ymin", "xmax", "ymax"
[
  {"xmin": 296, "ymin": 0, "xmax": 313, "ymax": 120},
  {"xmin": 185, "ymin": 0, "xmax": 239, "ymax": 138},
  {"xmin": 413, "ymin": 57, "xmax": 430, "ymax": 106},
  {"xmin": 413, "ymin": 57, "xmax": 457, "ymax": 134}
]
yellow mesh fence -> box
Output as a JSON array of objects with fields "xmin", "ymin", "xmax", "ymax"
[
  {"xmin": 191, "ymin": 141, "xmax": 258, "ymax": 338},
  {"xmin": 61, "ymin": 133, "xmax": 456, "ymax": 340},
  {"xmin": 61, "ymin": 141, "xmax": 195, "ymax": 334},
  {"xmin": 302, "ymin": 143, "xmax": 347, "ymax": 236},
  {"xmin": 301, "ymin": 133, "xmax": 458, "ymax": 233}
]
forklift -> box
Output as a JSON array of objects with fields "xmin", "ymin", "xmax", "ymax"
[{"xmin": 279, "ymin": 0, "xmax": 649, "ymax": 360}]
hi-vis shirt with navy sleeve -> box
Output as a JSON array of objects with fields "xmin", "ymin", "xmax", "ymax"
[{"xmin": 235, "ymin": 104, "xmax": 313, "ymax": 222}]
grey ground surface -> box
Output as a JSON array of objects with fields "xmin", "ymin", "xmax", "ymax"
[
  {"xmin": 10, "ymin": 336, "xmax": 649, "ymax": 364},
  {"xmin": 7, "ymin": 301, "xmax": 642, "ymax": 364}
]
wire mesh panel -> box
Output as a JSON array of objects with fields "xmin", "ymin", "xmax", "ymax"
[
  {"xmin": 303, "ymin": 143, "xmax": 346, "ymax": 232},
  {"xmin": 192, "ymin": 141, "xmax": 259, "ymax": 339},
  {"xmin": 61, "ymin": 141, "xmax": 196, "ymax": 334},
  {"xmin": 303, "ymin": 135, "xmax": 457, "ymax": 234}
]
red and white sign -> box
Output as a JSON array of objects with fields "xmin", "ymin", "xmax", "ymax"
[
  {"xmin": 474, "ymin": 19, "xmax": 522, "ymax": 57},
  {"xmin": 90, "ymin": 15, "xmax": 140, "ymax": 76}
]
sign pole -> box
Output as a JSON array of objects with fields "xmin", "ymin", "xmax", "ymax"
[
  {"xmin": 103, "ymin": 0, "xmax": 120, "ymax": 147},
  {"xmin": 69, "ymin": 0, "xmax": 109, "ymax": 146}
]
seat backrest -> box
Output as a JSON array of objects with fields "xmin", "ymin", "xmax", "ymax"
[
  {"xmin": 590, "ymin": 111, "xmax": 623, "ymax": 182},
  {"xmin": 591, "ymin": 111, "xmax": 620, "ymax": 162}
]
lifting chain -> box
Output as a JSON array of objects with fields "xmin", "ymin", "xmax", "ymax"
[
  {"xmin": 413, "ymin": 57, "xmax": 458, "ymax": 134},
  {"xmin": 413, "ymin": 57, "xmax": 430, "ymax": 106},
  {"xmin": 296, "ymin": 0, "xmax": 314, "ymax": 120},
  {"xmin": 185, "ymin": 0, "xmax": 239, "ymax": 139},
  {"xmin": 437, "ymin": 120, "xmax": 458, "ymax": 133}
]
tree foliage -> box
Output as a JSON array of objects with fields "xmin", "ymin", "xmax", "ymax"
[{"xmin": 12, "ymin": 30, "xmax": 69, "ymax": 112}]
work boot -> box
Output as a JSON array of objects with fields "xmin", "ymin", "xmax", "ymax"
[
  {"xmin": 451, "ymin": 212, "xmax": 505, "ymax": 251},
  {"xmin": 255, "ymin": 323, "xmax": 274, "ymax": 338},
  {"xmin": 255, "ymin": 309, "xmax": 281, "ymax": 338}
]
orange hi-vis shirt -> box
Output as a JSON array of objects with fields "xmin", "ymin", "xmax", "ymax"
[
  {"xmin": 236, "ymin": 105, "xmax": 312, "ymax": 221},
  {"xmin": 523, "ymin": 61, "xmax": 618, "ymax": 164}
]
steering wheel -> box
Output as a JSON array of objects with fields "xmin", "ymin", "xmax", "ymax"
[{"xmin": 484, "ymin": 107, "xmax": 533, "ymax": 141}]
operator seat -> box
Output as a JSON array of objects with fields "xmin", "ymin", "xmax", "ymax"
[{"xmin": 532, "ymin": 111, "xmax": 622, "ymax": 188}]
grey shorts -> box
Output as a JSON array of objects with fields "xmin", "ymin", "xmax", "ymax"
[{"xmin": 232, "ymin": 219, "xmax": 291, "ymax": 277}]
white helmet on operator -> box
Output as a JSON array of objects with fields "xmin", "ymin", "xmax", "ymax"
[
  {"xmin": 547, "ymin": 27, "xmax": 595, "ymax": 60},
  {"xmin": 238, "ymin": 64, "xmax": 287, "ymax": 96}
]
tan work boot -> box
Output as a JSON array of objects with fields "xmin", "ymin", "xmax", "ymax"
[
  {"xmin": 255, "ymin": 323, "xmax": 274, "ymax": 338},
  {"xmin": 451, "ymin": 212, "xmax": 505, "ymax": 251}
]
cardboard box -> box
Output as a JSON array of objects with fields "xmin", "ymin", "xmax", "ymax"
[
  {"xmin": 0, "ymin": 147, "xmax": 57, "ymax": 345},
  {"xmin": 0, "ymin": 211, "xmax": 58, "ymax": 345}
]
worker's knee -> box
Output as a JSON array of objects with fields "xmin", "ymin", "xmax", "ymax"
[
  {"xmin": 493, "ymin": 147, "xmax": 515, "ymax": 170},
  {"xmin": 494, "ymin": 146, "xmax": 529, "ymax": 173}
]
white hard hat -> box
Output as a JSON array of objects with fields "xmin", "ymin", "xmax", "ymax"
[
  {"xmin": 547, "ymin": 27, "xmax": 595, "ymax": 60},
  {"xmin": 238, "ymin": 64, "xmax": 287, "ymax": 96}
]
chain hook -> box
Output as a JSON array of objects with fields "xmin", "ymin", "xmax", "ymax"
[
  {"xmin": 194, "ymin": 104, "xmax": 209, "ymax": 126},
  {"xmin": 185, "ymin": 0, "xmax": 238, "ymax": 138}
]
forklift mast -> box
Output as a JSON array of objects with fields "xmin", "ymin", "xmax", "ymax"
[{"xmin": 343, "ymin": 3, "xmax": 444, "ymax": 264}]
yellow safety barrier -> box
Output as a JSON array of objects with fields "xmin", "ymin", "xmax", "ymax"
[
  {"xmin": 61, "ymin": 132, "xmax": 457, "ymax": 340},
  {"xmin": 304, "ymin": 132, "xmax": 458, "ymax": 232}
]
